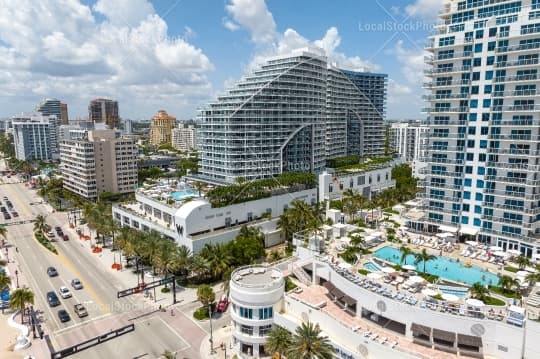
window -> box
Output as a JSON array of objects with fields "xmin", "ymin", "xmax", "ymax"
[
  {"xmin": 469, "ymin": 113, "xmax": 477, "ymax": 121},
  {"xmin": 464, "ymin": 178, "xmax": 472, "ymax": 187},
  {"xmin": 259, "ymin": 325, "xmax": 272, "ymax": 336},
  {"xmin": 489, "ymin": 27, "xmax": 497, "ymax": 37},
  {"xmin": 474, "ymin": 43, "xmax": 483, "ymax": 53},
  {"xmin": 462, "ymin": 216, "xmax": 470, "ymax": 224},
  {"xmin": 475, "ymin": 206, "xmax": 482, "ymax": 214},
  {"xmin": 239, "ymin": 307, "xmax": 253, "ymax": 319},
  {"xmin": 485, "ymin": 71, "xmax": 493, "ymax": 80},
  {"xmin": 464, "ymin": 191, "xmax": 471, "ymax": 199},
  {"xmin": 475, "ymin": 193, "xmax": 483, "ymax": 201},
  {"xmin": 482, "ymin": 113, "xmax": 490, "ymax": 121},
  {"xmin": 439, "ymin": 36, "xmax": 455, "ymax": 47},
  {"xmin": 475, "ymin": 29, "xmax": 484, "ymax": 39},
  {"xmin": 483, "ymin": 99, "xmax": 491, "ymax": 108},
  {"xmin": 473, "ymin": 218, "xmax": 481, "ymax": 226},
  {"xmin": 474, "ymin": 58, "xmax": 482, "ymax": 67},
  {"xmin": 259, "ymin": 307, "xmax": 273, "ymax": 319},
  {"xmin": 473, "ymin": 72, "xmax": 481, "ymax": 81},
  {"xmin": 488, "ymin": 41, "xmax": 496, "ymax": 51}
]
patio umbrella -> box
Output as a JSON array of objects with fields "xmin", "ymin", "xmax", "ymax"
[
  {"xmin": 490, "ymin": 246, "xmax": 504, "ymax": 252},
  {"xmin": 516, "ymin": 271, "xmax": 529, "ymax": 278},
  {"xmin": 402, "ymin": 264, "xmax": 416, "ymax": 271},
  {"xmin": 338, "ymin": 262, "xmax": 352, "ymax": 270},
  {"xmin": 422, "ymin": 288, "xmax": 438, "ymax": 297},
  {"xmin": 409, "ymin": 276, "xmax": 426, "ymax": 284},
  {"xmin": 465, "ymin": 240, "xmax": 477, "ymax": 246},
  {"xmin": 507, "ymin": 249, "xmax": 521, "ymax": 256},
  {"xmin": 367, "ymin": 272, "xmax": 383, "ymax": 280},
  {"xmin": 381, "ymin": 267, "xmax": 396, "ymax": 274},
  {"xmin": 492, "ymin": 251, "xmax": 508, "ymax": 257},
  {"xmin": 466, "ymin": 298, "xmax": 485, "ymax": 307},
  {"xmin": 441, "ymin": 293, "xmax": 459, "ymax": 302}
]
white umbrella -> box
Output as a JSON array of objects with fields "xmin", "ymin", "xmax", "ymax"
[
  {"xmin": 516, "ymin": 271, "xmax": 529, "ymax": 278},
  {"xmin": 490, "ymin": 246, "xmax": 504, "ymax": 252},
  {"xmin": 381, "ymin": 267, "xmax": 396, "ymax": 274},
  {"xmin": 409, "ymin": 276, "xmax": 426, "ymax": 284},
  {"xmin": 441, "ymin": 293, "xmax": 459, "ymax": 302},
  {"xmin": 422, "ymin": 288, "xmax": 438, "ymax": 297},
  {"xmin": 395, "ymin": 276, "xmax": 405, "ymax": 283},
  {"xmin": 533, "ymin": 253, "xmax": 540, "ymax": 260},
  {"xmin": 367, "ymin": 272, "xmax": 383, "ymax": 280},
  {"xmin": 465, "ymin": 240, "xmax": 477, "ymax": 246},
  {"xmin": 466, "ymin": 298, "xmax": 485, "ymax": 307},
  {"xmin": 507, "ymin": 249, "xmax": 521, "ymax": 256},
  {"xmin": 436, "ymin": 233, "xmax": 447, "ymax": 239},
  {"xmin": 338, "ymin": 262, "xmax": 352, "ymax": 270},
  {"xmin": 492, "ymin": 251, "xmax": 508, "ymax": 257},
  {"xmin": 402, "ymin": 264, "xmax": 416, "ymax": 271}
]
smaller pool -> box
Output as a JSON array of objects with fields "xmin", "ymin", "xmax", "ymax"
[
  {"xmin": 169, "ymin": 189, "xmax": 198, "ymax": 201},
  {"xmin": 363, "ymin": 261, "xmax": 382, "ymax": 272},
  {"xmin": 439, "ymin": 286, "xmax": 469, "ymax": 298}
]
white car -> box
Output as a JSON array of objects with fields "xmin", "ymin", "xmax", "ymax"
[{"xmin": 59, "ymin": 286, "xmax": 72, "ymax": 299}]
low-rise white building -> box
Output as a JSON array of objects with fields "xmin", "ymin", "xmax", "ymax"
[{"xmin": 172, "ymin": 124, "xmax": 197, "ymax": 152}]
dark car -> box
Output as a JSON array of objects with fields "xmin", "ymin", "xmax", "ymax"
[
  {"xmin": 11, "ymin": 212, "xmax": 18, "ymax": 217},
  {"xmin": 57, "ymin": 309, "xmax": 71, "ymax": 323},
  {"xmin": 47, "ymin": 267, "xmax": 58, "ymax": 277},
  {"xmin": 62, "ymin": 234, "xmax": 69, "ymax": 241},
  {"xmin": 3, "ymin": 213, "xmax": 11, "ymax": 220},
  {"xmin": 0, "ymin": 206, "xmax": 6, "ymax": 212},
  {"xmin": 47, "ymin": 292, "xmax": 60, "ymax": 307},
  {"xmin": 6, "ymin": 201, "xmax": 12, "ymax": 208}
]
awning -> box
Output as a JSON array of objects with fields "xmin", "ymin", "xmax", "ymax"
[
  {"xmin": 438, "ymin": 225, "xmax": 458, "ymax": 233},
  {"xmin": 340, "ymin": 295, "xmax": 357, "ymax": 306},
  {"xmin": 323, "ymin": 281, "xmax": 335, "ymax": 292},
  {"xmin": 331, "ymin": 287, "xmax": 345, "ymax": 299},
  {"xmin": 411, "ymin": 323, "xmax": 431, "ymax": 337},
  {"xmin": 457, "ymin": 334, "xmax": 482, "ymax": 347},
  {"xmin": 433, "ymin": 329, "xmax": 456, "ymax": 343},
  {"xmin": 460, "ymin": 226, "xmax": 479, "ymax": 236}
]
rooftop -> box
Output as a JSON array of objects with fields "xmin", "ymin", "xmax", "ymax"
[
  {"xmin": 232, "ymin": 265, "xmax": 283, "ymax": 288},
  {"xmin": 136, "ymin": 178, "xmax": 211, "ymax": 207}
]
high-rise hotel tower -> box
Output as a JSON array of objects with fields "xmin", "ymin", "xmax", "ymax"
[{"xmin": 423, "ymin": 0, "xmax": 540, "ymax": 257}]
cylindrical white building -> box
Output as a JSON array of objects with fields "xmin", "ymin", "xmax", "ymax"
[{"xmin": 229, "ymin": 265, "xmax": 284, "ymax": 358}]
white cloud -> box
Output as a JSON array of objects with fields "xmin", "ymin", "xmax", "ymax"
[
  {"xmin": 405, "ymin": 0, "xmax": 444, "ymax": 21},
  {"xmin": 393, "ymin": 40, "xmax": 427, "ymax": 84},
  {"xmin": 225, "ymin": 0, "xmax": 276, "ymax": 44},
  {"xmin": 0, "ymin": 0, "xmax": 214, "ymax": 120},
  {"xmin": 223, "ymin": 17, "xmax": 240, "ymax": 31}
]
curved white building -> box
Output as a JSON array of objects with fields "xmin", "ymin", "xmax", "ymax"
[{"xmin": 229, "ymin": 265, "xmax": 284, "ymax": 358}]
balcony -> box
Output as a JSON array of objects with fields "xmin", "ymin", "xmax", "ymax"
[
  {"xmin": 497, "ymin": 42, "xmax": 540, "ymax": 53},
  {"xmin": 494, "ymin": 74, "xmax": 538, "ymax": 83},
  {"xmin": 495, "ymin": 59, "xmax": 539, "ymax": 68},
  {"xmin": 424, "ymin": 66, "xmax": 471, "ymax": 76}
]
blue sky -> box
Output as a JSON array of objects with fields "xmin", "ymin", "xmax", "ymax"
[{"xmin": 0, "ymin": 0, "xmax": 443, "ymax": 121}]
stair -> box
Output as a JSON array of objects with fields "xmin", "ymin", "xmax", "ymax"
[{"xmin": 291, "ymin": 263, "xmax": 312, "ymax": 286}]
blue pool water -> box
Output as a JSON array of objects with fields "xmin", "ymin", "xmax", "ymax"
[
  {"xmin": 439, "ymin": 286, "xmax": 469, "ymax": 298},
  {"xmin": 169, "ymin": 189, "xmax": 198, "ymax": 201},
  {"xmin": 363, "ymin": 262, "xmax": 381, "ymax": 272},
  {"xmin": 373, "ymin": 246, "xmax": 499, "ymax": 286}
]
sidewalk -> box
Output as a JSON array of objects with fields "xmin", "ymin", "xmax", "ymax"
[{"xmin": 199, "ymin": 324, "xmax": 234, "ymax": 359}]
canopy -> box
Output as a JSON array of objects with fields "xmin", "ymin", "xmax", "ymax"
[
  {"xmin": 507, "ymin": 249, "xmax": 521, "ymax": 256},
  {"xmin": 371, "ymin": 231, "xmax": 384, "ymax": 237},
  {"xmin": 331, "ymin": 287, "xmax": 345, "ymax": 299},
  {"xmin": 411, "ymin": 323, "xmax": 431, "ymax": 337},
  {"xmin": 436, "ymin": 232, "xmax": 450, "ymax": 238},
  {"xmin": 323, "ymin": 281, "xmax": 335, "ymax": 292},
  {"xmin": 441, "ymin": 293, "xmax": 460, "ymax": 302},
  {"xmin": 432, "ymin": 328, "xmax": 456, "ymax": 343},
  {"xmin": 508, "ymin": 305, "xmax": 525, "ymax": 315},
  {"xmin": 338, "ymin": 262, "xmax": 352, "ymax": 270},
  {"xmin": 465, "ymin": 240, "xmax": 477, "ymax": 246},
  {"xmin": 402, "ymin": 264, "xmax": 416, "ymax": 271},
  {"xmin": 381, "ymin": 267, "xmax": 396, "ymax": 274},
  {"xmin": 367, "ymin": 272, "xmax": 383, "ymax": 280},
  {"xmin": 438, "ymin": 225, "xmax": 458, "ymax": 233},
  {"xmin": 490, "ymin": 246, "xmax": 504, "ymax": 251},
  {"xmin": 492, "ymin": 251, "xmax": 508, "ymax": 257},
  {"xmin": 460, "ymin": 226, "xmax": 479, "ymax": 236},
  {"xmin": 466, "ymin": 298, "xmax": 485, "ymax": 307},
  {"xmin": 409, "ymin": 276, "xmax": 426, "ymax": 284},
  {"xmin": 340, "ymin": 295, "xmax": 357, "ymax": 306},
  {"xmin": 457, "ymin": 334, "xmax": 482, "ymax": 347},
  {"xmin": 516, "ymin": 270, "xmax": 529, "ymax": 278},
  {"xmin": 422, "ymin": 288, "xmax": 438, "ymax": 297}
]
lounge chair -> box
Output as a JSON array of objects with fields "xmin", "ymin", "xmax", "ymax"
[
  {"xmin": 371, "ymin": 333, "xmax": 379, "ymax": 341},
  {"xmin": 420, "ymin": 301, "xmax": 426, "ymax": 308},
  {"xmin": 363, "ymin": 330, "xmax": 372, "ymax": 337},
  {"xmin": 391, "ymin": 341, "xmax": 398, "ymax": 349},
  {"xmin": 379, "ymin": 337, "xmax": 388, "ymax": 344}
]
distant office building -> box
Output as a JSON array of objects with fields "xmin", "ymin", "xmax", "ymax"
[
  {"xmin": 35, "ymin": 98, "xmax": 62, "ymax": 121},
  {"xmin": 390, "ymin": 120, "xmax": 428, "ymax": 177},
  {"xmin": 172, "ymin": 124, "xmax": 197, "ymax": 152},
  {"xmin": 88, "ymin": 98, "xmax": 119, "ymax": 129},
  {"xmin": 150, "ymin": 110, "xmax": 176, "ymax": 146},
  {"xmin": 198, "ymin": 48, "xmax": 386, "ymax": 184},
  {"xmin": 12, "ymin": 114, "xmax": 61, "ymax": 161},
  {"xmin": 60, "ymin": 103, "xmax": 69, "ymax": 125},
  {"xmin": 124, "ymin": 119, "xmax": 133, "ymax": 134},
  {"xmin": 60, "ymin": 129, "xmax": 138, "ymax": 199}
]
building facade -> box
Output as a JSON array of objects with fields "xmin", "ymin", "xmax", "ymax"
[
  {"xmin": 60, "ymin": 102, "xmax": 69, "ymax": 125},
  {"xmin": 60, "ymin": 129, "xmax": 138, "ymax": 199},
  {"xmin": 149, "ymin": 110, "xmax": 176, "ymax": 146},
  {"xmin": 35, "ymin": 98, "xmax": 62, "ymax": 121},
  {"xmin": 197, "ymin": 48, "xmax": 387, "ymax": 184},
  {"xmin": 88, "ymin": 98, "xmax": 119, "ymax": 129},
  {"xmin": 124, "ymin": 119, "xmax": 133, "ymax": 134},
  {"xmin": 422, "ymin": 0, "xmax": 540, "ymax": 257},
  {"xmin": 172, "ymin": 124, "xmax": 197, "ymax": 152},
  {"xmin": 229, "ymin": 265, "xmax": 284, "ymax": 358},
  {"xmin": 390, "ymin": 121, "xmax": 429, "ymax": 177},
  {"xmin": 12, "ymin": 114, "xmax": 60, "ymax": 161}
]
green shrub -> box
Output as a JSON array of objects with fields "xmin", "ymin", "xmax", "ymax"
[
  {"xmin": 285, "ymin": 277, "xmax": 297, "ymax": 292},
  {"xmin": 503, "ymin": 266, "xmax": 518, "ymax": 273},
  {"xmin": 418, "ymin": 272, "xmax": 439, "ymax": 283},
  {"xmin": 34, "ymin": 231, "xmax": 58, "ymax": 254},
  {"xmin": 161, "ymin": 287, "xmax": 171, "ymax": 293},
  {"xmin": 488, "ymin": 286, "xmax": 522, "ymax": 299},
  {"xmin": 358, "ymin": 269, "xmax": 370, "ymax": 276},
  {"xmin": 193, "ymin": 306, "xmax": 209, "ymax": 320},
  {"xmin": 483, "ymin": 296, "xmax": 506, "ymax": 306}
]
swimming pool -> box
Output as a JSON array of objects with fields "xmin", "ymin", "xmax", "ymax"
[
  {"xmin": 373, "ymin": 246, "xmax": 499, "ymax": 286},
  {"xmin": 169, "ymin": 189, "xmax": 198, "ymax": 201},
  {"xmin": 439, "ymin": 286, "xmax": 469, "ymax": 298},
  {"xmin": 363, "ymin": 261, "xmax": 381, "ymax": 272}
]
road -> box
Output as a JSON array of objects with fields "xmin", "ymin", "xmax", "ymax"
[{"xmin": 0, "ymin": 165, "xmax": 214, "ymax": 359}]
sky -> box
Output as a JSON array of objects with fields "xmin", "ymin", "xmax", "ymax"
[{"xmin": 0, "ymin": 0, "xmax": 445, "ymax": 121}]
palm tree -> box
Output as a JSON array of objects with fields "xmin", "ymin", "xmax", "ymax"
[
  {"xmin": 525, "ymin": 272, "xmax": 540, "ymax": 289},
  {"xmin": 399, "ymin": 246, "xmax": 413, "ymax": 265},
  {"xmin": 33, "ymin": 214, "xmax": 48, "ymax": 235},
  {"xmin": 469, "ymin": 282, "xmax": 489, "ymax": 301},
  {"xmin": 190, "ymin": 255, "xmax": 210, "ymax": 280},
  {"xmin": 266, "ymin": 326, "xmax": 292, "ymax": 359},
  {"xmin": 288, "ymin": 321, "xmax": 335, "ymax": 359},
  {"xmin": 221, "ymin": 267, "xmax": 233, "ymax": 296},
  {"xmin": 0, "ymin": 273, "xmax": 11, "ymax": 314},
  {"xmin": 499, "ymin": 275, "xmax": 520, "ymax": 295},
  {"xmin": 414, "ymin": 248, "xmax": 437, "ymax": 273},
  {"xmin": 175, "ymin": 245, "xmax": 192, "ymax": 279},
  {"xmin": 199, "ymin": 243, "xmax": 232, "ymax": 279},
  {"xmin": 196, "ymin": 284, "xmax": 215, "ymax": 316},
  {"xmin": 161, "ymin": 350, "xmax": 175, "ymax": 359},
  {"xmin": 342, "ymin": 189, "xmax": 360, "ymax": 222},
  {"xmin": 143, "ymin": 230, "xmax": 164, "ymax": 275},
  {"xmin": 9, "ymin": 288, "xmax": 34, "ymax": 323},
  {"xmin": 155, "ymin": 240, "xmax": 180, "ymax": 281},
  {"xmin": 195, "ymin": 181, "xmax": 204, "ymax": 197},
  {"xmin": 515, "ymin": 255, "xmax": 530, "ymax": 270}
]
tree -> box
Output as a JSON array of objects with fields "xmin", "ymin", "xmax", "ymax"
[
  {"xmin": 154, "ymin": 240, "xmax": 180, "ymax": 280},
  {"xmin": 9, "ymin": 288, "xmax": 34, "ymax": 323},
  {"xmin": 515, "ymin": 255, "xmax": 530, "ymax": 270},
  {"xmin": 499, "ymin": 275, "xmax": 520, "ymax": 295},
  {"xmin": 288, "ymin": 322, "xmax": 335, "ymax": 359},
  {"xmin": 0, "ymin": 273, "xmax": 11, "ymax": 314},
  {"xmin": 190, "ymin": 255, "xmax": 210, "ymax": 280},
  {"xmin": 469, "ymin": 282, "xmax": 489, "ymax": 301},
  {"xmin": 399, "ymin": 246, "xmax": 413, "ymax": 265},
  {"xmin": 33, "ymin": 214, "xmax": 48, "ymax": 235},
  {"xmin": 342, "ymin": 189, "xmax": 360, "ymax": 222},
  {"xmin": 228, "ymin": 226, "xmax": 265, "ymax": 266},
  {"xmin": 196, "ymin": 284, "xmax": 215, "ymax": 309},
  {"xmin": 199, "ymin": 243, "xmax": 232, "ymax": 279},
  {"xmin": 161, "ymin": 350, "xmax": 175, "ymax": 359},
  {"xmin": 525, "ymin": 272, "xmax": 540, "ymax": 289},
  {"xmin": 266, "ymin": 326, "xmax": 292, "ymax": 359},
  {"xmin": 194, "ymin": 181, "xmax": 204, "ymax": 197},
  {"xmin": 414, "ymin": 248, "xmax": 436, "ymax": 273}
]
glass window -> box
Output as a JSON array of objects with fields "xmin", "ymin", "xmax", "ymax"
[
  {"xmin": 461, "ymin": 216, "xmax": 469, "ymax": 224},
  {"xmin": 239, "ymin": 307, "xmax": 253, "ymax": 319},
  {"xmin": 259, "ymin": 307, "xmax": 273, "ymax": 319}
]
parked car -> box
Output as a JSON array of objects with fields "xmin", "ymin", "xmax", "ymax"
[
  {"xmin": 216, "ymin": 294, "xmax": 229, "ymax": 313},
  {"xmin": 3, "ymin": 212, "xmax": 10, "ymax": 220},
  {"xmin": 57, "ymin": 309, "xmax": 71, "ymax": 323},
  {"xmin": 74, "ymin": 304, "xmax": 88, "ymax": 318},
  {"xmin": 59, "ymin": 286, "xmax": 72, "ymax": 299},
  {"xmin": 11, "ymin": 211, "xmax": 18, "ymax": 217},
  {"xmin": 47, "ymin": 292, "xmax": 60, "ymax": 307},
  {"xmin": 62, "ymin": 234, "xmax": 69, "ymax": 241},
  {"xmin": 71, "ymin": 278, "xmax": 83, "ymax": 290},
  {"xmin": 47, "ymin": 267, "xmax": 58, "ymax": 277}
]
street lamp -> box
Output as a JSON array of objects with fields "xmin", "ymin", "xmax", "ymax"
[
  {"xmin": 209, "ymin": 303, "xmax": 215, "ymax": 354},
  {"xmin": 14, "ymin": 270, "xmax": 19, "ymax": 288}
]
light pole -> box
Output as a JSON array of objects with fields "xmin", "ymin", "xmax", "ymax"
[
  {"xmin": 14, "ymin": 270, "xmax": 19, "ymax": 288},
  {"xmin": 209, "ymin": 303, "xmax": 215, "ymax": 354}
]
